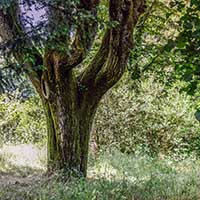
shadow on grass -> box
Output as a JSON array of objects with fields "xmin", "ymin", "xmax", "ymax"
[
  {"xmin": 0, "ymin": 176, "xmax": 133, "ymax": 200},
  {"xmin": 0, "ymin": 160, "xmax": 45, "ymax": 200},
  {"xmin": 0, "ymin": 154, "xmax": 45, "ymax": 197},
  {"xmin": 0, "ymin": 149, "xmax": 200, "ymax": 200},
  {"xmin": 0, "ymin": 173, "xmax": 199, "ymax": 200}
]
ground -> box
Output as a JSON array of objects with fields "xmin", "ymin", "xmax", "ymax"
[
  {"xmin": 0, "ymin": 144, "xmax": 46, "ymax": 188},
  {"xmin": 0, "ymin": 144, "xmax": 200, "ymax": 200}
]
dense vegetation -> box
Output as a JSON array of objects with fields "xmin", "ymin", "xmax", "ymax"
[
  {"xmin": 0, "ymin": 0, "xmax": 200, "ymax": 199},
  {"xmin": 1, "ymin": 75, "xmax": 200, "ymax": 156}
]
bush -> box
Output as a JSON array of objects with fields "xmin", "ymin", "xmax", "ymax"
[
  {"xmin": 1, "ymin": 73, "xmax": 200, "ymax": 156},
  {"xmin": 93, "ymin": 74, "xmax": 200, "ymax": 155},
  {"xmin": 0, "ymin": 94, "xmax": 46, "ymax": 145}
]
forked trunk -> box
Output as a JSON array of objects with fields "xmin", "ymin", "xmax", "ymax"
[{"xmin": 42, "ymin": 70, "xmax": 98, "ymax": 177}]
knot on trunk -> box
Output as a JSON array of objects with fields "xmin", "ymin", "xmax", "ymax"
[{"xmin": 41, "ymin": 75, "xmax": 50, "ymax": 100}]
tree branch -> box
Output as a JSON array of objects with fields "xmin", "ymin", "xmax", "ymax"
[
  {"xmin": 79, "ymin": 0, "xmax": 146, "ymax": 98},
  {"xmin": 0, "ymin": 2, "xmax": 22, "ymax": 43},
  {"xmin": 45, "ymin": 0, "xmax": 100, "ymax": 70},
  {"xmin": 0, "ymin": 2, "xmax": 43, "ymax": 96}
]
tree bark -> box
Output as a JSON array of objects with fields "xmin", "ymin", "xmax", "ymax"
[{"xmin": 41, "ymin": 65, "xmax": 99, "ymax": 176}]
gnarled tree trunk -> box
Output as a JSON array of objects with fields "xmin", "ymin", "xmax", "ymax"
[
  {"xmin": 0, "ymin": 0, "xmax": 146, "ymax": 177},
  {"xmin": 43, "ymin": 68, "xmax": 99, "ymax": 176}
]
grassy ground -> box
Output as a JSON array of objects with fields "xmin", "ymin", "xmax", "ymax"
[{"xmin": 0, "ymin": 145, "xmax": 200, "ymax": 200}]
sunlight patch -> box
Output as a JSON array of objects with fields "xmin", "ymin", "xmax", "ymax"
[{"xmin": 0, "ymin": 144, "xmax": 46, "ymax": 170}]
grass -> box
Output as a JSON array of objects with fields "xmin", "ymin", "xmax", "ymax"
[{"xmin": 0, "ymin": 145, "xmax": 200, "ymax": 200}]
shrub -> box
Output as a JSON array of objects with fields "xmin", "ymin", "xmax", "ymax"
[
  {"xmin": 93, "ymin": 74, "xmax": 200, "ymax": 155},
  {"xmin": 1, "ymin": 73, "xmax": 200, "ymax": 156},
  {"xmin": 0, "ymin": 94, "xmax": 46, "ymax": 145}
]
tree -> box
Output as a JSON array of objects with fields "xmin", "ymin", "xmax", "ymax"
[
  {"xmin": 170, "ymin": 0, "xmax": 200, "ymax": 95},
  {"xmin": 0, "ymin": 0, "xmax": 146, "ymax": 176},
  {"xmin": 126, "ymin": 0, "xmax": 200, "ymax": 98}
]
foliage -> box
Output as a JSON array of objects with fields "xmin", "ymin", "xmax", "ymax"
[
  {"xmin": 130, "ymin": 0, "xmax": 179, "ymax": 81},
  {"xmin": 0, "ymin": 65, "xmax": 34, "ymax": 97},
  {"xmin": 0, "ymin": 94, "xmax": 46, "ymax": 145},
  {"xmin": 93, "ymin": 74, "xmax": 200, "ymax": 156},
  {"xmin": 164, "ymin": 0, "xmax": 200, "ymax": 96},
  {"xmin": 130, "ymin": 0, "xmax": 200, "ymax": 96},
  {"xmin": 1, "ymin": 71, "xmax": 200, "ymax": 156}
]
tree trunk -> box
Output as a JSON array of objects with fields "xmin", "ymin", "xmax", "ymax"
[
  {"xmin": 42, "ymin": 68, "xmax": 98, "ymax": 177},
  {"xmin": 0, "ymin": 0, "xmax": 146, "ymax": 178}
]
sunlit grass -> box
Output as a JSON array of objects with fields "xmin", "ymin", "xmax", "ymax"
[
  {"xmin": 0, "ymin": 144, "xmax": 46, "ymax": 173},
  {"xmin": 0, "ymin": 145, "xmax": 200, "ymax": 200}
]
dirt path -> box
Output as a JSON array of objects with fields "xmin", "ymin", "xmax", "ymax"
[
  {"xmin": 0, "ymin": 173, "xmax": 43, "ymax": 188},
  {"xmin": 0, "ymin": 144, "xmax": 46, "ymax": 189}
]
